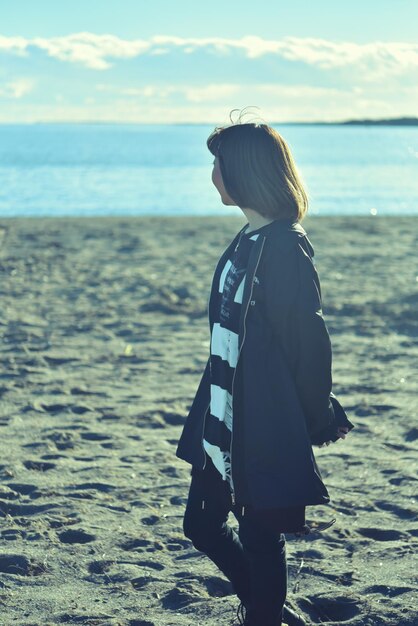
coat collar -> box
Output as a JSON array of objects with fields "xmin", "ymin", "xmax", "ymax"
[
  {"xmin": 242, "ymin": 216, "xmax": 307, "ymax": 239},
  {"xmin": 208, "ymin": 217, "xmax": 309, "ymax": 351}
]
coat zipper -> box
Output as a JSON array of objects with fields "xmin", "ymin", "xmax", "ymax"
[
  {"xmin": 200, "ymin": 400, "xmax": 210, "ymax": 510},
  {"xmin": 229, "ymin": 236, "xmax": 266, "ymax": 507},
  {"xmin": 201, "ymin": 400, "xmax": 210, "ymax": 470}
]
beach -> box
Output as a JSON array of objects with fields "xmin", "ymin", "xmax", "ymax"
[{"xmin": 0, "ymin": 214, "xmax": 417, "ymax": 626}]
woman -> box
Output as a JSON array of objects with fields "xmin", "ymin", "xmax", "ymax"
[{"xmin": 175, "ymin": 110, "xmax": 355, "ymax": 626}]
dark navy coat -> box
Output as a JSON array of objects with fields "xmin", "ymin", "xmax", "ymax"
[{"xmin": 176, "ymin": 217, "xmax": 354, "ymax": 511}]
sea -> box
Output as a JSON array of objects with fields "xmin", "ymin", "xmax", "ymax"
[{"xmin": 0, "ymin": 123, "xmax": 417, "ymax": 217}]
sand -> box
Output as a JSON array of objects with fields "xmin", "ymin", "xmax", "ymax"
[{"xmin": 0, "ymin": 215, "xmax": 417, "ymax": 626}]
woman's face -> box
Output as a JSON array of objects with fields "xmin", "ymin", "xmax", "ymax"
[{"xmin": 212, "ymin": 156, "xmax": 236, "ymax": 206}]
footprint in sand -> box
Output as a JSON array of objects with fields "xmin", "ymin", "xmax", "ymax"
[
  {"xmin": 120, "ymin": 455, "xmax": 143, "ymax": 463},
  {"xmin": 301, "ymin": 593, "xmax": 362, "ymax": 622},
  {"xmin": 192, "ymin": 573, "xmax": 234, "ymax": 598},
  {"xmin": 5, "ymin": 482, "xmax": 38, "ymax": 495},
  {"xmin": 41, "ymin": 453, "xmax": 66, "ymax": 460},
  {"xmin": 382, "ymin": 442, "xmax": 410, "ymax": 452},
  {"xmin": 86, "ymin": 561, "xmax": 148, "ymax": 584},
  {"xmin": 160, "ymin": 575, "xmax": 234, "ymax": 610},
  {"xmin": 165, "ymin": 537, "xmax": 193, "ymax": 552},
  {"xmin": 23, "ymin": 460, "xmax": 56, "ymax": 471},
  {"xmin": 101, "ymin": 441, "xmax": 122, "ymax": 449},
  {"xmin": 62, "ymin": 482, "xmax": 116, "ymax": 495},
  {"xmin": 71, "ymin": 456, "xmax": 108, "ymax": 465},
  {"xmin": 170, "ymin": 495, "xmax": 187, "ymax": 505},
  {"xmin": 160, "ymin": 466, "xmax": 181, "ymax": 478},
  {"xmin": 136, "ymin": 560, "xmax": 165, "ymax": 571},
  {"xmin": 0, "ymin": 554, "xmax": 47, "ymax": 576},
  {"xmin": 28, "ymin": 401, "xmax": 93, "ymax": 415},
  {"xmin": 351, "ymin": 402, "xmax": 397, "ymax": 416},
  {"xmin": 141, "ymin": 515, "xmax": 160, "ymax": 526},
  {"xmin": 364, "ymin": 584, "xmax": 415, "ymax": 597},
  {"xmin": 47, "ymin": 515, "xmax": 81, "ymax": 529},
  {"xmin": 405, "ymin": 427, "xmax": 418, "ymax": 442},
  {"xmin": 0, "ymin": 484, "xmax": 19, "ymax": 500},
  {"xmin": 120, "ymin": 538, "xmax": 154, "ymax": 551},
  {"xmin": 21, "ymin": 441, "xmax": 48, "ymax": 451},
  {"xmin": 0, "ymin": 500, "xmax": 60, "ymax": 517},
  {"xmin": 387, "ymin": 475, "xmax": 414, "ymax": 486},
  {"xmin": 80, "ymin": 432, "xmax": 112, "ymax": 441},
  {"xmin": 139, "ymin": 407, "xmax": 192, "ymax": 429},
  {"xmin": 57, "ymin": 612, "xmax": 115, "ymax": 623},
  {"xmin": 356, "ymin": 527, "xmax": 405, "ymax": 541},
  {"xmin": 43, "ymin": 431, "xmax": 76, "ymax": 450},
  {"xmin": 43, "ymin": 356, "xmax": 80, "ymax": 366},
  {"xmin": 69, "ymin": 386, "xmax": 108, "ymax": 398},
  {"xmin": 1, "ymin": 529, "xmax": 23, "ymax": 541},
  {"xmin": 87, "ymin": 560, "xmax": 114, "ymax": 574},
  {"xmin": 161, "ymin": 581, "xmax": 209, "ymax": 609},
  {"xmin": 130, "ymin": 575, "xmax": 161, "ymax": 590},
  {"xmin": 375, "ymin": 499, "xmax": 418, "ymax": 519},
  {"xmin": 57, "ymin": 529, "xmax": 96, "ymax": 544}
]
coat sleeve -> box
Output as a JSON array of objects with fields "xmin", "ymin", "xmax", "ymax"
[
  {"xmin": 291, "ymin": 242, "xmax": 337, "ymax": 440},
  {"xmin": 263, "ymin": 237, "xmax": 354, "ymax": 445}
]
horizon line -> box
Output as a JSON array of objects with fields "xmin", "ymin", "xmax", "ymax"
[{"xmin": 0, "ymin": 116, "xmax": 417, "ymax": 126}]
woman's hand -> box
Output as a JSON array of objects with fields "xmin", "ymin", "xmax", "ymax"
[
  {"xmin": 336, "ymin": 426, "xmax": 350, "ymax": 439},
  {"xmin": 319, "ymin": 426, "xmax": 350, "ymax": 447}
]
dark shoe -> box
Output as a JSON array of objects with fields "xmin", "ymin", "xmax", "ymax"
[
  {"xmin": 235, "ymin": 600, "xmax": 246, "ymax": 625},
  {"xmin": 234, "ymin": 600, "xmax": 306, "ymax": 625},
  {"xmin": 282, "ymin": 603, "xmax": 307, "ymax": 626},
  {"xmin": 293, "ymin": 517, "xmax": 336, "ymax": 537}
]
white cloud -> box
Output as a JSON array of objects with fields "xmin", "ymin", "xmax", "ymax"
[
  {"xmin": 96, "ymin": 83, "xmax": 174, "ymax": 97},
  {"xmin": 95, "ymin": 82, "xmax": 241, "ymax": 102},
  {"xmin": 0, "ymin": 33, "xmax": 149, "ymax": 70},
  {"xmin": 0, "ymin": 35, "xmax": 28, "ymax": 55},
  {"xmin": 2, "ymin": 94, "xmax": 410, "ymax": 125},
  {"xmin": 4, "ymin": 81, "xmax": 411, "ymax": 124},
  {"xmin": 1, "ymin": 32, "xmax": 417, "ymax": 122},
  {"xmin": 183, "ymin": 84, "xmax": 241, "ymax": 103},
  {"xmin": 64, "ymin": 81, "xmax": 410, "ymax": 123},
  {"xmin": 93, "ymin": 81, "xmax": 369, "ymax": 103},
  {"xmin": 32, "ymin": 32, "xmax": 149, "ymax": 70},
  {"xmin": 0, "ymin": 78, "xmax": 33, "ymax": 98},
  {"xmin": 0, "ymin": 32, "xmax": 417, "ymax": 76}
]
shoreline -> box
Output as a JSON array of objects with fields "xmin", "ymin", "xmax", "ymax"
[{"xmin": 0, "ymin": 214, "xmax": 415, "ymax": 235}]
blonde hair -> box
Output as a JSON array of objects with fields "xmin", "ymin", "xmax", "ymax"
[{"xmin": 207, "ymin": 107, "xmax": 309, "ymax": 221}]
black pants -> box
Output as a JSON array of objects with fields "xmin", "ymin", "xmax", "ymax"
[{"xmin": 182, "ymin": 455, "xmax": 287, "ymax": 626}]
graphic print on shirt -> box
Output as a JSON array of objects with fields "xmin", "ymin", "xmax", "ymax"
[
  {"xmin": 203, "ymin": 227, "xmax": 261, "ymax": 496},
  {"xmin": 220, "ymin": 262, "xmax": 246, "ymax": 323}
]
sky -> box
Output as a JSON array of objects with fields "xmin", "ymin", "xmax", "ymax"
[{"xmin": 1, "ymin": 0, "xmax": 417, "ymax": 124}]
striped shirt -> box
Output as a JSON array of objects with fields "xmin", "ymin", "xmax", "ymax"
[{"xmin": 203, "ymin": 222, "xmax": 270, "ymax": 497}]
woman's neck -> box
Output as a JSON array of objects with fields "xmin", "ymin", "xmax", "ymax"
[{"xmin": 244, "ymin": 214, "xmax": 275, "ymax": 234}]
